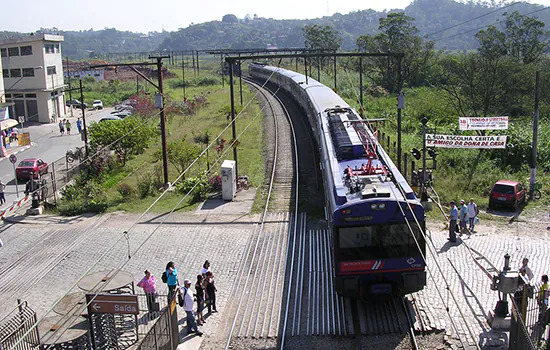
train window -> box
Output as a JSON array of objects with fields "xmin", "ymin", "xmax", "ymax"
[{"xmin": 339, "ymin": 226, "xmax": 374, "ymax": 248}]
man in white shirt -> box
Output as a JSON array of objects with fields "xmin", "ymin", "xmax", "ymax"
[
  {"xmin": 467, "ymin": 198, "xmax": 479, "ymax": 232},
  {"xmin": 181, "ymin": 279, "xmax": 202, "ymax": 336},
  {"xmin": 519, "ymin": 258, "xmax": 534, "ymax": 284}
]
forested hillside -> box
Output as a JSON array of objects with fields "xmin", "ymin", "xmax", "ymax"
[{"xmin": 1, "ymin": 0, "xmax": 549, "ymax": 58}]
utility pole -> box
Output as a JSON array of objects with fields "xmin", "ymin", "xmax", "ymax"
[
  {"xmin": 79, "ymin": 80, "xmax": 89, "ymax": 157},
  {"xmin": 66, "ymin": 57, "xmax": 73, "ymax": 118},
  {"xmin": 228, "ymin": 59, "xmax": 238, "ymax": 177},
  {"xmin": 153, "ymin": 55, "xmax": 170, "ymax": 187},
  {"xmin": 529, "ymin": 71, "xmax": 540, "ymax": 200},
  {"xmin": 397, "ymin": 56, "xmax": 403, "ymax": 172},
  {"xmin": 359, "ymin": 57, "xmax": 363, "ymax": 115}
]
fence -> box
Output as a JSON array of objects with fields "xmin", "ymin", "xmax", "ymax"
[
  {"xmin": 0, "ymin": 301, "xmax": 40, "ymax": 350},
  {"xmin": 42, "ymin": 155, "xmax": 82, "ymax": 206},
  {"xmin": 134, "ymin": 294, "xmax": 179, "ymax": 350},
  {"xmin": 509, "ymin": 282, "xmax": 550, "ymax": 350}
]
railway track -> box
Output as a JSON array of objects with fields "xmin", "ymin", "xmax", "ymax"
[{"xmin": 222, "ymin": 78, "xmax": 299, "ymax": 349}]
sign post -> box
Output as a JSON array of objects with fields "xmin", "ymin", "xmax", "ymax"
[
  {"xmin": 9, "ymin": 154, "xmax": 19, "ymax": 197},
  {"xmin": 85, "ymin": 294, "xmax": 140, "ymax": 315},
  {"xmin": 18, "ymin": 116, "xmax": 24, "ymax": 131}
]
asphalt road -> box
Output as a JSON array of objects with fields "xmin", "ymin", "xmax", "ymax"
[{"xmin": 0, "ymin": 107, "xmax": 114, "ymax": 209}]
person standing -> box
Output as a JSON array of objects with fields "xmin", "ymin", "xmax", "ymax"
[
  {"xmin": 76, "ymin": 118, "xmax": 82, "ymax": 134},
  {"xmin": 137, "ymin": 270, "xmax": 158, "ymax": 313},
  {"xmin": 0, "ymin": 179, "xmax": 5, "ymax": 205},
  {"xmin": 65, "ymin": 119, "xmax": 71, "ymax": 135},
  {"xmin": 166, "ymin": 261, "xmax": 178, "ymax": 303},
  {"xmin": 519, "ymin": 258, "xmax": 535, "ymax": 284},
  {"xmin": 205, "ymin": 271, "xmax": 217, "ymax": 314},
  {"xmin": 195, "ymin": 275, "xmax": 206, "ymax": 325},
  {"xmin": 459, "ymin": 199, "xmax": 469, "ymax": 236},
  {"xmin": 201, "ymin": 260, "xmax": 211, "ymax": 276},
  {"xmin": 181, "ymin": 279, "xmax": 203, "ymax": 336},
  {"xmin": 448, "ymin": 201, "xmax": 458, "ymax": 243},
  {"xmin": 59, "ymin": 120, "xmax": 65, "ymax": 135},
  {"xmin": 537, "ymin": 275, "xmax": 549, "ymax": 323},
  {"xmin": 467, "ymin": 198, "xmax": 479, "ymax": 232}
]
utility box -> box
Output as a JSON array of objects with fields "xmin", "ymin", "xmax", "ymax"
[{"xmin": 221, "ymin": 160, "xmax": 236, "ymax": 201}]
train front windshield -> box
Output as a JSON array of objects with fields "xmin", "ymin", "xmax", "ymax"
[{"xmin": 336, "ymin": 222, "xmax": 425, "ymax": 260}]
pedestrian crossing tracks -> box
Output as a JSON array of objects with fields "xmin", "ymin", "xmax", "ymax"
[{"xmin": 227, "ymin": 212, "xmax": 436, "ymax": 340}]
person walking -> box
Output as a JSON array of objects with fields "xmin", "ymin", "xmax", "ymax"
[
  {"xmin": 181, "ymin": 279, "xmax": 203, "ymax": 336},
  {"xmin": 65, "ymin": 119, "xmax": 72, "ymax": 135},
  {"xmin": 137, "ymin": 270, "xmax": 158, "ymax": 313},
  {"xmin": 59, "ymin": 120, "xmax": 65, "ymax": 135},
  {"xmin": 0, "ymin": 179, "xmax": 6, "ymax": 205},
  {"xmin": 76, "ymin": 118, "xmax": 82, "ymax": 134},
  {"xmin": 166, "ymin": 261, "xmax": 178, "ymax": 303},
  {"xmin": 467, "ymin": 198, "xmax": 479, "ymax": 232},
  {"xmin": 195, "ymin": 275, "xmax": 206, "ymax": 325},
  {"xmin": 205, "ymin": 271, "xmax": 217, "ymax": 314},
  {"xmin": 459, "ymin": 199, "xmax": 469, "ymax": 236},
  {"xmin": 448, "ymin": 201, "xmax": 458, "ymax": 243}
]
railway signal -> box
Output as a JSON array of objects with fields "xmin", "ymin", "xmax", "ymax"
[
  {"xmin": 427, "ymin": 148, "xmax": 437, "ymax": 158},
  {"xmin": 411, "ymin": 148, "xmax": 421, "ymax": 160}
]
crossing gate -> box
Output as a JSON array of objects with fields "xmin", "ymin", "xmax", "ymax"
[{"xmin": 0, "ymin": 301, "xmax": 40, "ymax": 350}]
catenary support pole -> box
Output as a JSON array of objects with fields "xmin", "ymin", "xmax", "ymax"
[
  {"xmin": 67, "ymin": 57, "xmax": 73, "ymax": 118},
  {"xmin": 397, "ymin": 55, "xmax": 403, "ymax": 171},
  {"xmin": 529, "ymin": 71, "xmax": 540, "ymax": 200},
  {"xmin": 229, "ymin": 59, "xmax": 238, "ymax": 177},
  {"xmin": 359, "ymin": 57, "xmax": 363, "ymax": 115},
  {"xmin": 156, "ymin": 57, "xmax": 170, "ymax": 186}
]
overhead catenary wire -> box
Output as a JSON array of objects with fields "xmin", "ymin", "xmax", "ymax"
[
  {"xmin": 341, "ymin": 68, "xmax": 481, "ymax": 348},
  {"xmin": 14, "ymin": 68, "xmax": 282, "ymax": 349}
]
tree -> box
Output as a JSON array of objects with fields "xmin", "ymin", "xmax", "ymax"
[
  {"xmin": 356, "ymin": 12, "xmax": 434, "ymax": 92},
  {"xmin": 503, "ymin": 11, "xmax": 548, "ymax": 64},
  {"xmin": 88, "ymin": 116, "xmax": 156, "ymax": 165},
  {"xmin": 222, "ymin": 14, "xmax": 239, "ymax": 24},
  {"xmin": 303, "ymin": 24, "xmax": 342, "ymax": 51},
  {"xmin": 164, "ymin": 138, "xmax": 201, "ymax": 175}
]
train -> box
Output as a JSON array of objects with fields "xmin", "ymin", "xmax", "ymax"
[{"xmin": 249, "ymin": 63, "xmax": 426, "ymax": 298}]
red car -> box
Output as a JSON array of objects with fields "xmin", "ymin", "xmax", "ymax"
[
  {"xmin": 15, "ymin": 158, "xmax": 49, "ymax": 181},
  {"xmin": 488, "ymin": 180, "xmax": 526, "ymax": 211}
]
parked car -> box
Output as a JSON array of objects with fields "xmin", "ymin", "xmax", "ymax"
[
  {"xmin": 114, "ymin": 111, "xmax": 133, "ymax": 118},
  {"xmin": 99, "ymin": 116, "xmax": 122, "ymax": 122},
  {"xmin": 92, "ymin": 100, "xmax": 104, "ymax": 110},
  {"xmin": 66, "ymin": 99, "xmax": 88, "ymax": 109},
  {"xmin": 488, "ymin": 180, "xmax": 526, "ymax": 211},
  {"xmin": 15, "ymin": 158, "xmax": 49, "ymax": 181}
]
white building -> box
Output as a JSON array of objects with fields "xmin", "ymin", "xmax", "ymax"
[{"xmin": 0, "ymin": 34, "xmax": 66, "ymax": 123}]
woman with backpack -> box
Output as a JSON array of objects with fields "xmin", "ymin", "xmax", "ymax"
[{"xmin": 165, "ymin": 261, "xmax": 178, "ymax": 304}]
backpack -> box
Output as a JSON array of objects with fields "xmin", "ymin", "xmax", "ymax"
[{"xmin": 161, "ymin": 271, "xmax": 167, "ymax": 283}]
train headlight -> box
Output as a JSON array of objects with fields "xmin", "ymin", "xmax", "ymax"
[
  {"xmin": 370, "ymin": 203, "xmax": 386, "ymax": 211},
  {"xmin": 341, "ymin": 209, "xmax": 352, "ymax": 215}
]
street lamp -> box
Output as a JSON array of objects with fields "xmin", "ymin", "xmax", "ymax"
[{"xmin": 0, "ymin": 66, "xmax": 43, "ymax": 102}]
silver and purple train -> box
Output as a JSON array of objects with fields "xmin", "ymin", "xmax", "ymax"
[{"xmin": 249, "ymin": 63, "xmax": 426, "ymax": 298}]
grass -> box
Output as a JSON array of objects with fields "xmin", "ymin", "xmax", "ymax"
[{"xmin": 84, "ymin": 64, "xmax": 266, "ymax": 214}]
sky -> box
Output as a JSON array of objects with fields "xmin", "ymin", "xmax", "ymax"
[{"xmin": 2, "ymin": 0, "xmax": 550, "ymax": 33}]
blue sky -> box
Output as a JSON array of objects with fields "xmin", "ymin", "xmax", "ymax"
[{"xmin": 3, "ymin": 0, "xmax": 549, "ymax": 33}]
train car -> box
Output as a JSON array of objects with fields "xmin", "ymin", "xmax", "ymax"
[{"xmin": 249, "ymin": 63, "xmax": 426, "ymax": 298}]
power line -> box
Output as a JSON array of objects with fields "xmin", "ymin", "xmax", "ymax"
[
  {"xmin": 425, "ymin": 1, "xmax": 520, "ymax": 38},
  {"xmin": 439, "ymin": 6, "xmax": 550, "ymax": 41}
]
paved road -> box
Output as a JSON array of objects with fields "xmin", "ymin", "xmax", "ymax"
[{"xmin": 0, "ymin": 108, "xmax": 113, "ymax": 209}]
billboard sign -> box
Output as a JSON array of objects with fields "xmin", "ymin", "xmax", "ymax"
[
  {"xmin": 459, "ymin": 116, "xmax": 508, "ymax": 130},
  {"xmin": 425, "ymin": 134, "xmax": 507, "ymax": 149}
]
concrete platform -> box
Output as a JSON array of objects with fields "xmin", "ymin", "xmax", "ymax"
[{"xmin": 196, "ymin": 188, "xmax": 256, "ymax": 215}]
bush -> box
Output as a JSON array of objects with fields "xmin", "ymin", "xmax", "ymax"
[
  {"xmin": 116, "ymin": 183, "xmax": 135, "ymax": 199},
  {"xmin": 176, "ymin": 176, "xmax": 210, "ymax": 202},
  {"xmin": 137, "ymin": 174, "xmax": 158, "ymax": 198},
  {"xmin": 57, "ymin": 178, "xmax": 108, "ymax": 215},
  {"xmin": 208, "ymin": 175, "xmax": 222, "ymax": 192}
]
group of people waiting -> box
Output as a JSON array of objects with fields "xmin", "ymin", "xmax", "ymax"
[
  {"xmin": 136, "ymin": 260, "xmax": 218, "ymax": 337},
  {"xmin": 448, "ymin": 199, "xmax": 479, "ymax": 243},
  {"xmin": 2, "ymin": 127, "xmax": 18, "ymax": 146}
]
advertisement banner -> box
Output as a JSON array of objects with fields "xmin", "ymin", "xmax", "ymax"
[
  {"xmin": 459, "ymin": 116, "xmax": 508, "ymax": 130},
  {"xmin": 425, "ymin": 134, "xmax": 507, "ymax": 149}
]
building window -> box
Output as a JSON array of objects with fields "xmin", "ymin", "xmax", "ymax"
[
  {"xmin": 10, "ymin": 69, "xmax": 22, "ymax": 78},
  {"xmin": 54, "ymin": 43, "xmax": 60, "ymax": 53},
  {"xmin": 8, "ymin": 47, "xmax": 19, "ymax": 56},
  {"xmin": 0, "ymin": 48, "xmax": 6, "ymax": 57},
  {"xmin": 5, "ymin": 94, "xmax": 11, "ymax": 99},
  {"xmin": 45, "ymin": 43, "xmax": 55, "ymax": 54},
  {"xmin": 20, "ymin": 45, "xmax": 32, "ymax": 56},
  {"xmin": 22, "ymin": 68, "xmax": 35, "ymax": 77},
  {"xmin": 13, "ymin": 94, "xmax": 24, "ymax": 98},
  {"xmin": 47, "ymin": 66, "xmax": 56, "ymax": 75},
  {"xmin": 25, "ymin": 94, "xmax": 37, "ymax": 98},
  {"xmin": 2, "ymin": 69, "xmax": 8, "ymax": 78}
]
